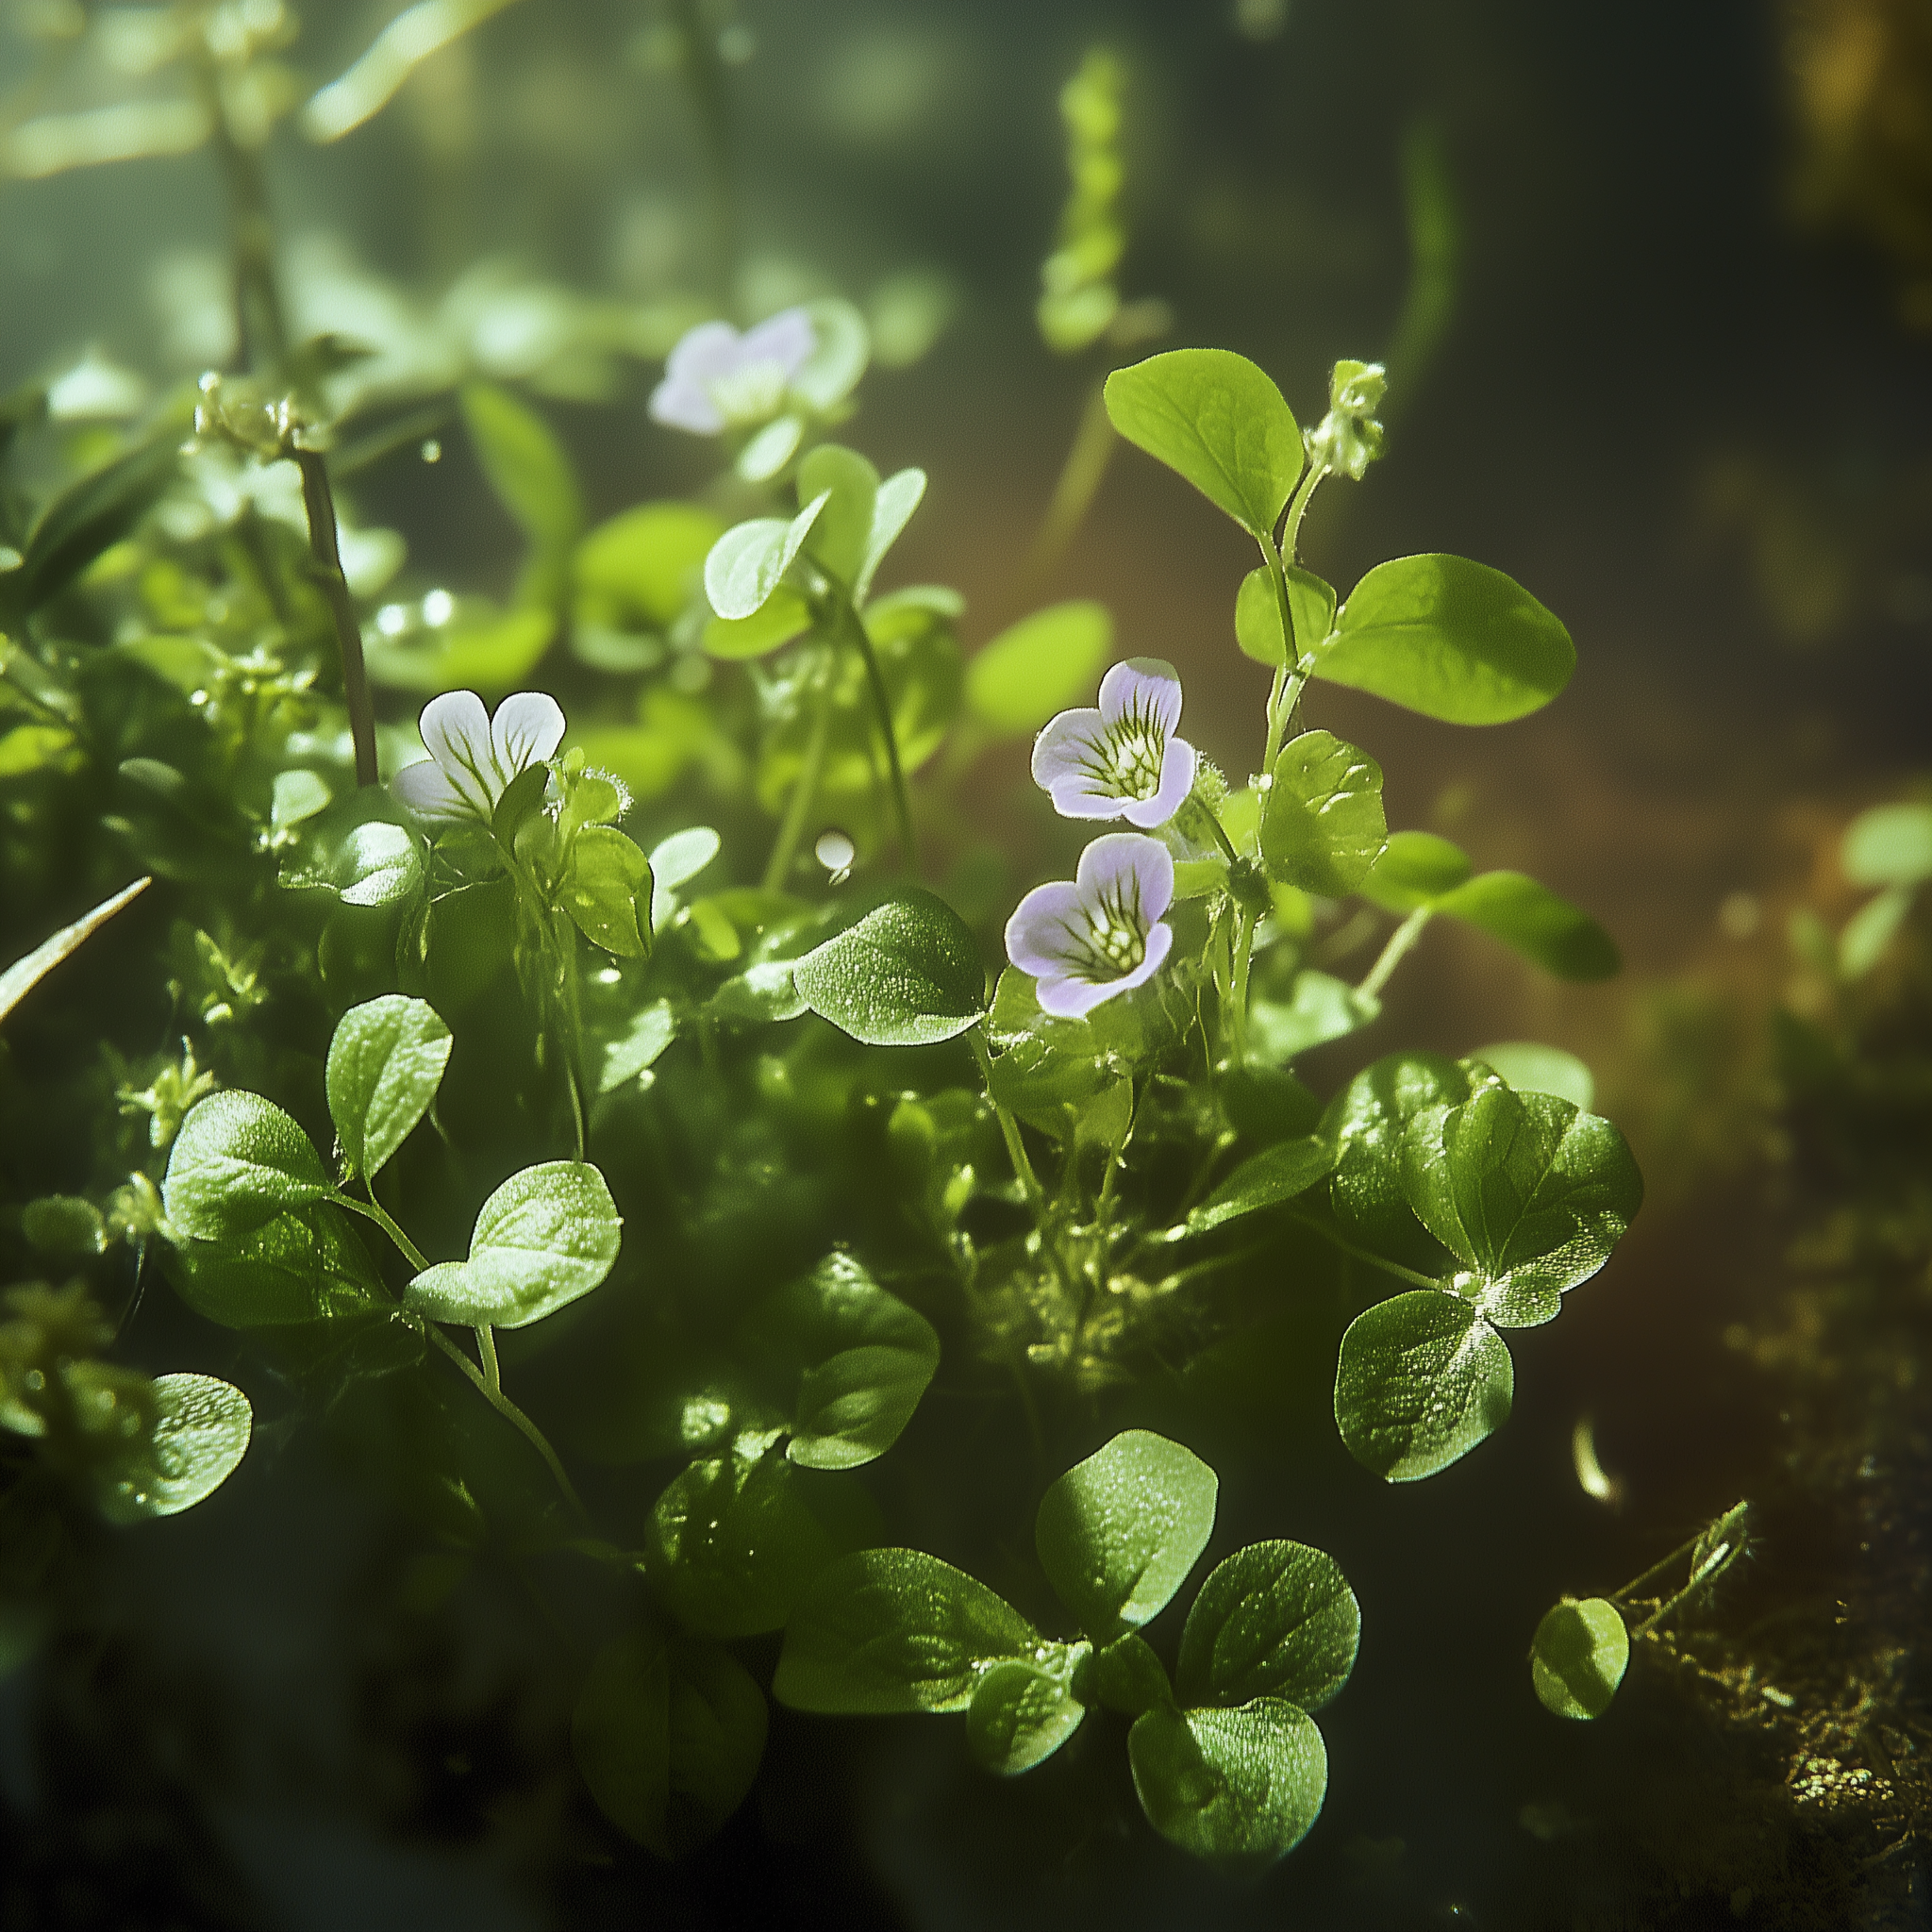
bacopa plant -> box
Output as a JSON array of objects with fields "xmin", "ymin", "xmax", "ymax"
[{"xmin": 0, "ymin": 274, "xmax": 1645, "ymax": 1869}]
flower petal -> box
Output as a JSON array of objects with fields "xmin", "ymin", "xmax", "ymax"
[
  {"xmin": 416, "ymin": 691, "xmax": 499, "ymax": 816},
  {"xmin": 739, "ymin": 307, "xmax": 816, "ymax": 380},
  {"xmin": 491, "ymin": 691, "xmax": 566, "ymax": 774},
  {"xmin": 664, "ymin": 321, "xmax": 744, "ymax": 384},
  {"xmin": 1047, "ymin": 779, "xmax": 1132, "ymax": 821},
  {"xmin": 1098, "ymin": 658, "xmax": 1183, "ymax": 738},
  {"xmin": 1030, "ymin": 708, "xmax": 1106, "ymax": 791},
  {"xmin": 1036, "ymin": 920, "xmax": 1174, "ymax": 1018},
  {"xmin": 648, "ymin": 375, "xmax": 724, "ymax": 435},
  {"xmin": 391, "ymin": 757, "xmax": 477, "ymax": 825},
  {"xmin": 1004, "ymin": 880, "xmax": 1091, "ymax": 980},
  {"xmin": 1121, "ymin": 735, "xmax": 1197, "ymax": 829},
  {"xmin": 1075, "ymin": 831, "xmax": 1175, "ymax": 925}
]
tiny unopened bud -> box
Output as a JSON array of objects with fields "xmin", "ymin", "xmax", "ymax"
[{"xmin": 1307, "ymin": 358, "xmax": 1388, "ymax": 481}]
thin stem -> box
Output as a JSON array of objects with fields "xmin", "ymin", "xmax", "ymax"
[
  {"xmin": 294, "ymin": 450, "xmax": 378, "ymax": 788},
  {"xmin": 970, "ymin": 1027, "xmax": 1047, "ymax": 1219},
  {"xmin": 194, "ymin": 47, "xmax": 287, "ymax": 375},
  {"xmin": 425, "ymin": 1326, "xmax": 588, "ymax": 1522},
  {"xmin": 1357, "ymin": 907, "xmax": 1433, "ymax": 1002},
  {"xmin": 475, "ymin": 1324, "xmax": 501, "ymax": 1394},
  {"xmin": 763, "ymin": 644, "xmax": 837, "ymax": 891},
  {"xmin": 835, "ymin": 593, "xmax": 916, "ymax": 872},
  {"xmin": 338, "ymin": 1189, "xmax": 429, "ymax": 1273},
  {"xmin": 1180, "ymin": 791, "xmax": 1241, "ymax": 867},
  {"xmin": 1287, "ymin": 1212, "xmax": 1447, "ymax": 1291},
  {"xmin": 1024, "ymin": 379, "xmax": 1118, "ymax": 590}
]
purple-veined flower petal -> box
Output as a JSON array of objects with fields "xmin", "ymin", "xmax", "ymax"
[
  {"xmin": 1037, "ymin": 922, "xmax": 1174, "ymax": 1018},
  {"xmin": 414, "ymin": 691, "xmax": 498, "ymax": 818},
  {"xmin": 1029, "ymin": 708, "xmax": 1106, "ymax": 792},
  {"xmin": 1075, "ymin": 830, "xmax": 1175, "ymax": 924},
  {"xmin": 391, "ymin": 757, "xmax": 475, "ymax": 825},
  {"xmin": 491, "ymin": 691, "xmax": 566, "ymax": 774},
  {"xmin": 1097, "ymin": 657, "xmax": 1183, "ymax": 738},
  {"xmin": 1004, "ymin": 880, "xmax": 1088, "ymax": 981},
  {"xmin": 1121, "ymin": 735, "xmax": 1197, "ymax": 829}
]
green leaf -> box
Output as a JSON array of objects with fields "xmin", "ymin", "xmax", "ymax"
[
  {"xmin": 1104, "ymin": 349, "xmax": 1304, "ymax": 539},
  {"xmin": 0, "ymin": 722, "xmax": 75, "ymax": 775},
  {"xmin": 1321, "ymin": 1052, "xmax": 1473, "ymax": 1268},
  {"xmin": 1842, "ymin": 802, "xmax": 1932, "ymax": 889},
  {"xmin": 365, "ymin": 605, "xmax": 558, "ymax": 696},
  {"xmin": 460, "ymin": 380, "xmax": 583, "ymax": 609},
  {"xmin": 1247, "ymin": 972, "xmax": 1381, "ymax": 1066},
  {"xmin": 1434, "ymin": 871, "xmax": 1620, "ymax": 981},
  {"xmin": 561, "ymin": 825, "xmax": 653, "ymax": 958},
  {"xmin": 792, "ymin": 890, "xmax": 985, "ymax": 1046},
  {"xmin": 0, "ymin": 876, "xmax": 149, "ymax": 1028},
  {"xmin": 1184, "ymin": 1136, "xmax": 1335, "ymax": 1238},
  {"xmin": 703, "ymin": 491, "xmax": 830, "ymax": 622},
  {"xmin": 325, "ymin": 994, "xmax": 453, "ymax": 1180},
  {"xmin": 739, "ymin": 1252, "xmax": 941, "ymax": 1471},
  {"xmin": 855, "ymin": 468, "xmax": 927, "ymax": 604},
  {"xmin": 795, "ymin": 443, "xmax": 878, "ymax": 588},
  {"xmin": 162, "ymin": 1091, "xmax": 333, "ymax": 1239},
  {"xmin": 1359, "ymin": 831, "xmax": 1472, "ymax": 912},
  {"xmin": 1530, "ymin": 1597, "xmax": 1629, "ymax": 1721},
  {"xmin": 405, "ymin": 1160, "xmax": 622, "ymax": 1329},
  {"xmin": 162, "ymin": 1204, "xmax": 388, "ymax": 1327},
  {"xmin": 1401, "ymin": 1085, "xmax": 1642, "ymax": 1326},
  {"xmin": 600, "ymin": 999, "xmax": 676, "ymax": 1093},
  {"xmin": 1175, "ymin": 1541, "xmax": 1359, "ymax": 1712},
  {"xmin": 774, "ymin": 1548, "xmax": 1037, "ymax": 1714},
  {"xmin": 1840, "ymin": 885, "xmax": 1913, "ymax": 980},
  {"xmin": 1128, "ymin": 1698, "xmax": 1326, "ymax": 1867},
  {"xmin": 270, "ymin": 769, "xmax": 330, "ymax": 833},
  {"xmin": 964, "ymin": 600, "xmax": 1113, "ymax": 735},
  {"xmin": 575, "ymin": 500, "xmax": 725, "ymax": 630},
  {"xmin": 97, "ymin": 1373, "xmax": 252, "ymax": 1524},
  {"xmin": 571, "ymin": 1624, "xmax": 767, "ymax": 1857},
  {"xmin": 1333, "ymin": 1289, "xmax": 1514, "ymax": 1482},
  {"xmin": 1313, "ymin": 555, "xmax": 1574, "ymax": 724},
  {"xmin": 281, "ymin": 804, "xmax": 424, "ymax": 908},
  {"xmin": 491, "ymin": 760, "xmax": 549, "ymax": 844},
  {"xmin": 21, "ymin": 1195, "xmax": 106, "ymax": 1258},
  {"xmin": 3, "ymin": 434, "xmax": 178, "ymax": 621},
  {"xmin": 1090, "ymin": 1632, "xmax": 1171, "ymax": 1716},
  {"xmin": 1260, "ymin": 730, "xmax": 1389, "ymax": 896},
  {"xmin": 648, "ymin": 824, "xmax": 722, "ymax": 927},
  {"xmin": 736, "ymin": 412, "xmax": 804, "ymax": 483},
  {"xmin": 702, "ymin": 586, "xmax": 812, "ymax": 660},
  {"xmin": 647, "ymin": 1441, "xmax": 835, "ymax": 1640},
  {"xmin": 1235, "ymin": 565, "xmax": 1334, "ymax": 668},
  {"xmin": 966, "ymin": 1653, "xmax": 1089, "ymax": 1775},
  {"xmin": 791, "ymin": 297, "xmax": 871, "ymax": 411},
  {"xmin": 1469, "ymin": 1041, "xmax": 1594, "ymax": 1112},
  {"xmin": 1035, "ymin": 1429, "xmax": 1218, "ymax": 1641}
]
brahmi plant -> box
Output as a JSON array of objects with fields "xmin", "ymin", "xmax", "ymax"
[{"xmin": 0, "ymin": 302, "xmax": 1642, "ymax": 1869}]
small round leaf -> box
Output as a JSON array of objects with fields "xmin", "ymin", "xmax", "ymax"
[
  {"xmin": 98, "ymin": 1372, "xmax": 252, "ymax": 1524},
  {"xmin": 325, "ymin": 994, "xmax": 453, "ymax": 1180},
  {"xmin": 1530, "ymin": 1597, "xmax": 1629, "ymax": 1720},
  {"xmin": 792, "ymin": 890, "xmax": 985, "ymax": 1047},
  {"xmin": 1175, "ymin": 1541, "xmax": 1360, "ymax": 1713},
  {"xmin": 162, "ymin": 1091, "xmax": 332, "ymax": 1239},
  {"xmin": 1128, "ymin": 1698, "xmax": 1327, "ymax": 1867}
]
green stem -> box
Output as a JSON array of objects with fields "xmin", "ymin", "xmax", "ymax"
[
  {"xmin": 763, "ymin": 644, "xmax": 837, "ymax": 891},
  {"xmin": 836, "ymin": 593, "xmax": 916, "ymax": 872},
  {"xmin": 195, "ymin": 46, "xmax": 288, "ymax": 375},
  {"xmin": 1180, "ymin": 791, "xmax": 1241, "ymax": 866},
  {"xmin": 294, "ymin": 449, "xmax": 379, "ymax": 789},
  {"xmin": 425, "ymin": 1325, "xmax": 588, "ymax": 1522},
  {"xmin": 1024, "ymin": 378, "xmax": 1118, "ymax": 589},
  {"xmin": 1357, "ymin": 907, "xmax": 1433, "ymax": 1002},
  {"xmin": 970, "ymin": 1027, "xmax": 1046, "ymax": 1219},
  {"xmin": 338, "ymin": 1188, "xmax": 429, "ymax": 1273},
  {"xmin": 1287, "ymin": 1212, "xmax": 1447, "ymax": 1292},
  {"xmin": 475, "ymin": 1324, "xmax": 500, "ymax": 1393}
]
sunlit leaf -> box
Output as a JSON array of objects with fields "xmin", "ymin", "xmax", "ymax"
[
  {"xmin": 1104, "ymin": 349, "xmax": 1304, "ymax": 539},
  {"xmin": 1842, "ymin": 801, "xmax": 1932, "ymax": 889},
  {"xmin": 162, "ymin": 1204, "xmax": 389, "ymax": 1327},
  {"xmin": 1333, "ymin": 1289, "xmax": 1513, "ymax": 1481},
  {"xmin": 0, "ymin": 876, "xmax": 149, "ymax": 1028},
  {"xmin": 460, "ymin": 380, "xmax": 583, "ymax": 609},
  {"xmin": 704, "ymin": 492, "xmax": 830, "ymax": 622},
  {"xmin": 966, "ymin": 1653, "xmax": 1088, "ymax": 1775},
  {"xmin": 561, "ymin": 825, "xmax": 653, "ymax": 958},
  {"xmin": 163, "ymin": 1091, "xmax": 333, "ymax": 1239},
  {"xmin": 1128, "ymin": 1698, "xmax": 1326, "ymax": 1867},
  {"xmin": 774, "ymin": 1548, "xmax": 1036, "ymax": 1714},
  {"xmin": 405, "ymin": 1160, "xmax": 622, "ymax": 1329},
  {"xmin": 1035, "ymin": 1429, "xmax": 1217, "ymax": 1641},
  {"xmin": 1468, "ymin": 1041, "xmax": 1594, "ymax": 1112},
  {"xmin": 1260, "ymin": 730, "xmax": 1388, "ymax": 897},
  {"xmin": 1184, "ymin": 1136, "xmax": 1335, "ymax": 1237},
  {"xmin": 97, "ymin": 1373, "xmax": 252, "ymax": 1524},
  {"xmin": 792, "ymin": 890, "xmax": 985, "ymax": 1046},
  {"xmin": 964, "ymin": 600, "xmax": 1113, "ymax": 735},
  {"xmin": 1530, "ymin": 1597, "xmax": 1629, "ymax": 1720},
  {"xmin": 1435, "ymin": 871, "xmax": 1620, "ymax": 981},
  {"xmin": 1175, "ymin": 1541, "xmax": 1359, "ymax": 1712},
  {"xmin": 1313, "ymin": 555, "xmax": 1574, "ymax": 724},
  {"xmin": 325, "ymin": 994, "xmax": 453, "ymax": 1180},
  {"xmin": 575, "ymin": 500, "xmax": 725, "ymax": 630}
]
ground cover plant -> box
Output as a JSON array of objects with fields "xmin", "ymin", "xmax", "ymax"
[{"xmin": 0, "ymin": 1, "xmax": 1656, "ymax": 1894}]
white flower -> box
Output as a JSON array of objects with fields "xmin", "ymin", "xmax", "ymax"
[
  {"xmin": 391, "ymin": 690, "xmax": 565, "ymax": 828},
  {"xmin": 648, "ymin": 308, "xmax": 817, "ymax": 436},
  {"xmin": 1005, "ymin": 833, "xmax": 1176, "ymax": 1018},
  {"xmin": 1030, "ymin": 658, "xmax": 1198, "ymax": 828}
]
